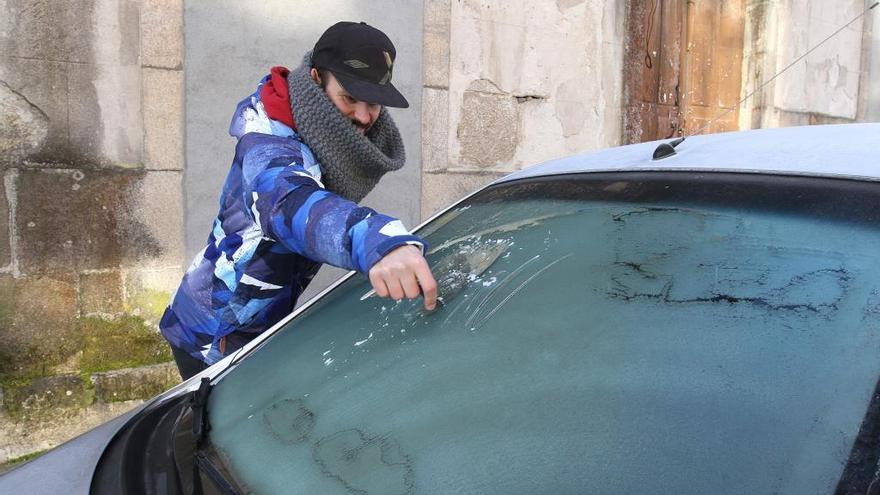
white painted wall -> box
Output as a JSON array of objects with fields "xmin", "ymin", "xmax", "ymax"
[
  {"xmin": 774, "ymin": 0, "xmax": 864, "ymax": 119},
  {"xmin": 446, "ymin": 0, "xmax": 625, "ymax": 171},
  {"xmin": 740, "ymin": 0, "xmax": 875, "ymax": 128},
  {"xmin": 865, "ymin": 3, "xmax": 880, "ymax": 121}
]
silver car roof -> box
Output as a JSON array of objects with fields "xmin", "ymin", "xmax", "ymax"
[{"xmin": 498, "ymin": 123, "xmax": 880, "ymax": 184}]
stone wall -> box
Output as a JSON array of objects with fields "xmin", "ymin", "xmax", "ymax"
[
  {"xmin": 0, "ymin": 0, "xmax": 185, "ymax": 463},
  {"xmin": 421, "ymin": 0, "xmax": 626, "ymax": 218},
  {"xmin": 740, "ymin": 0, "xmax": 876, "ymax": 128}
]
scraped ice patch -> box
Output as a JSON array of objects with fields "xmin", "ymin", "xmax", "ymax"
[
  {"xmin": 354, "ymin": 333, "xmax": 374, "ymax": 347},
  {"xmin": 262, "ymin": 399, "xmax": 315, "ymax": 445},
  {"xmin": 324, "ymin": 358, "xmax": 335, "ymax": 366},
  {"xmin": 482, "ymin": 276, "xmax": 498, "ymax": 287},
  {"xmin": 313, "ymin": 429, "xmax": 413, "ymax": 495}
]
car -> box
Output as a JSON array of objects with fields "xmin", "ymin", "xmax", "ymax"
[{"xmin": 2, "ymin": 123, "xmax": 879, "ymax": 494}]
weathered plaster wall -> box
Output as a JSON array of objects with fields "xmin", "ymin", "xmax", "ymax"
[
  {"xmin": 864, "ymin": 2, "xmax": 880, "ymax": 122},
  {"xmin": 0, "ymin": 0, "xmax": 185, "ymax": 463},
  {"xmin": 421, "ymin": 0, "xmax": 626, "ymax": 219},
  {"xmin": 740, "ymin": 0, "xmax": 876, "ymax": 128}
]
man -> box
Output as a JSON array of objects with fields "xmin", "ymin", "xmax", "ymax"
[{"xmin": 160, "ymin": 21, "xmax": 437, "ymax": 379}]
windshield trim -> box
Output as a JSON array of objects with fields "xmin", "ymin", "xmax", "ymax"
[{"xmin": 497, "ymin": 165, "xmax": 880, "ymax": 188}]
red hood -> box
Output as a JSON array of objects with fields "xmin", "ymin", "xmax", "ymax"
[{"xmin": 260, "ymin": 66, "xmax": 296, "ymax": 130}]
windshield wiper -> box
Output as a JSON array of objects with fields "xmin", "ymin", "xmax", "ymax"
[
  {"xmin": 175, "ymin": 377, "xmax": 243, "ymax": 495},
  {"xmin": 191, "ymin": 377, "xmax": 212, "ymax": 444},
  {"xmin": 835, "ymin": 376, "xmax": 880, "ymax": 495},
  {"xmin": 193, "ymin": 450, "xmax": 240, "ymax": 495}
]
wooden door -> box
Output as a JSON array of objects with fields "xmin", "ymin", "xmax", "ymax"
[{"xmin": 624, "ymin": 0, "xmax": 746, "ymax": 144}]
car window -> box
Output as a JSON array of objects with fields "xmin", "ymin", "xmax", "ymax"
[{"xmin": 206, "ymin": 174, "xmax": 880, "ymax": 494}]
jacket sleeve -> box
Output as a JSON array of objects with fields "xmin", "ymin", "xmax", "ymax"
[{"xmin": 239, "ymin": 135, "xmax": 425, "ymax": 273}]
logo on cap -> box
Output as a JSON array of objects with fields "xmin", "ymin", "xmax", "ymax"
[
  {"xmin": 344, "ymin": 59, "xmax": 370, "ymax": 69},
  {"xmin": 379, "ymin": 51, "xmax": 393, "ymax": 85}
]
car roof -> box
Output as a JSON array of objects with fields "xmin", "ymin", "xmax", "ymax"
[{"xmin": 498, "ymin": 123, "xmax": 880, "ymax": 184}]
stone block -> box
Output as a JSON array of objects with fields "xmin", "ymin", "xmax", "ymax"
[
  {"xmin": 423, "ymin": 27, "xmax": 450, "ymax": 89},
  {"xmin": 425, "ymin": 0, "xmax": 452, "ymax": 26},
  {"xmin": 554, "ymin": 78, "xmax": 589, "ymax": 138},
  {"xmin": 421, "ymin": 171, "xmax": 504, "ymax": 220},
  {"xmin": 143, "ymin": 69, "xmax": 184, "ymax": 170},
  {"xmin": 0, "ymin": 276, "xmax": 78, "ymax": 378},
  {"xmin": 79, "ymin": 271, "xmax": 124, "ymax": 316},
  {"xmin": 456, "ymin": 90, "xmax": 520, "ymax": 168},
  {"xmin": 78, "ymin": 316, "xmax": 172, "ymax": 373},
  {"xmin": 65, "ymin": 63, "xmax": 108, "ymax": 163},
  {"xmin": 67, "ymin": 63, "xmax": 143, "ymax": 166},
  {"xmin": 116, "ymin": 0, "xmax": 143, "ymax": 66},
  {"xmin": 765, "ymin": 108, "xmax": 809, "ymax": 129},
  {"xmin": 141, "ymin": 0, "xmax": 183, "ymax": 69},
  {"xmin": 124, "ymin": 266, "xmax": 180, "ymax": 324},
  {"xmin": 0, "ymin": 0, "xmax": 95, "ymax": 63},
  {"xmin": 4, "ymin": 375, "xmax": 90, "ymax": 419},
  {"xmin": 0, "ymin": 58, "xmax": 70, "ymax": 162},
  {"xmin": 0, "ymin": 275, "xmax": 13, "ymax": 338},
  {"xmin": 421, "ymin": 88, "xmax": 449, "ymax": 172},
  {"xmin": 0, "ymin": 176, "xmax": 9, "ymax": 269},
  {"xmin": 124, "ymin": 266, "xmax": 181, "ymax": 297},
  {"xmin": 774, "ymin": 0, "xmax": 862, "ymax": 119},
  {"xmin": 49, "ymin": 351, "xmax": 84, "ymax": 375},
  {"xmin": 127, "ymin": 171, "xmax": 185, "ymax": 267},
  {"xmin": 91, "ymin": 362, "xmax": 179, "ymax": 403},
  {"xmin": 15, "ymin": 168, "xmax": 159, "ymax": 276},
  {"xmin": 808, "ymin": 113, "xmax": 853, "ymax": 126},
  {"xmin": 0, "ymin": 81, "xmax": 49, "ymax": 162}
]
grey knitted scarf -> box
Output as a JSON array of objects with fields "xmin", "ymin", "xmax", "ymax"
[{"xmin": 288, "ymin": 52, "xmax": 406, "ymax": 203}]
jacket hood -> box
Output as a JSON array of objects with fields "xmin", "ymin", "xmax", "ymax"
[{"xmin": 228, "ymin": 67, "xmax": 298, "ymax": 140}]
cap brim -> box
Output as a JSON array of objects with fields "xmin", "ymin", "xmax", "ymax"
[{"xmin": 333, "ymin": 71, "xmax": 410, "ymax": 108}]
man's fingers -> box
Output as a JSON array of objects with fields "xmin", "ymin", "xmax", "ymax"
[
  {"xmin": 415, "ymin": 261, "xmax": 438, "ymax": 310},
  {"xmin": 386, "ymin": 277, "xmax": 406, "ymax": 301},
  {"xmin": 367, "ymin": 244, "xmax": 437, "ymax": 309},
  {"xmin": 368, "ymin": 270, "xmax": 390, "ymax": 298},
  {"xmin": 401, "ymin": 272, "xmax": 422, "ymax": 299},
  {"xmin": 369, "ymin": 263, "xmax": 406, "ymax": 301}
]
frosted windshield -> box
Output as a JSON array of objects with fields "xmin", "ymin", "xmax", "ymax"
[{"xmin": 207, "ymin": 176, "xmax": 880, "ymax": 494}]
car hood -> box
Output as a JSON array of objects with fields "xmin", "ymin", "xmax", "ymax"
[
  {"xmin": 0, "ymin": 373, "xmax": 208, "ymax": 494},
  {"xmin": 0, "ymin": 407, "xmax": 139, "ymax": 494}
]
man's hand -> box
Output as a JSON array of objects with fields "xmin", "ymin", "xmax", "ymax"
[{"xmin": 368, "ymin": 245, "xmax": 438, "ymax": 310}]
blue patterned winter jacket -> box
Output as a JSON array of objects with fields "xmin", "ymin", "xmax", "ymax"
[{"xmin": 159, "ymin": 76, "xmax": 424, "ymax": 365}]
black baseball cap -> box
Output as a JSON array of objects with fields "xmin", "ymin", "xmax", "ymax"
[{"xmin": 312, "ymin": 21, "xmax": 409, "ymax": 108}]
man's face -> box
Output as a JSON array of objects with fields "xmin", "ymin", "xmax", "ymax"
[{"xmin": 311, "ymin": 69, "xmax": 381, "ymax": 135}]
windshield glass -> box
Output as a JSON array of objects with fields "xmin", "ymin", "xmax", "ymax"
[{"xmin": 206, "ymin": 173, "xmax": 880, "ymax": 494}]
